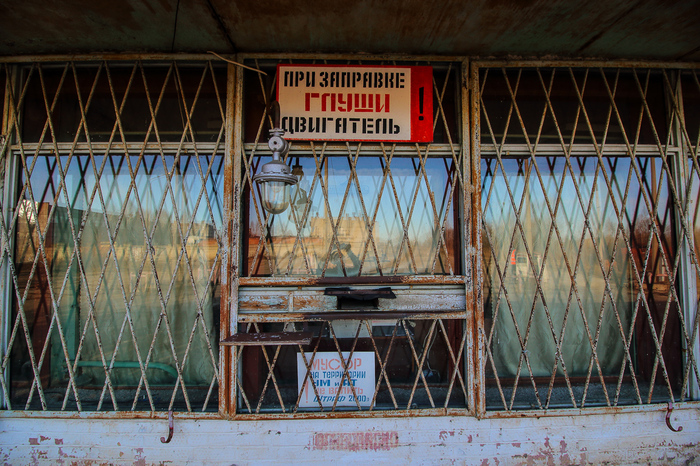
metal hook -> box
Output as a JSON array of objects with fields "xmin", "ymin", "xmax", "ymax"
[
  {"xmin": 665, "ymin": 401, "xmax": 683, "ymax": 433},
  {"xmin": 161, "ymin": 410, "xmax": 174, "ymax": 443}
]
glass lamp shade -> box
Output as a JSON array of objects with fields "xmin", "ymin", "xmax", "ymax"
[
  {"xmin": 253, "ymin": 127, "xmax": 298, "ymax": 215},
  {"xmin": 260, "ymin": 180, "xmax": 291, "ymax": 215}
]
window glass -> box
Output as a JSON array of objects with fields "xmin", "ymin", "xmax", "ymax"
[
  {"xmin": 682, "ymin": 70, "xmax": 700, "ymax": 293},
  {"xmin": 242, "ymin": 61, "xmax": 461, "ymax": 278},
  {"xmin": 245, "ymin": 154, "xmax": 459, "ymax": 277},
  {"xmin": 9, "ymin": 62, "xmax": 224, "ymax": 412},
  {"xmin": 479, "ymin": 66, "xmax": 694, "ymax": 411},
  {"xmin": 482, "ymin": 154, "xmax": 682, "ymax": 408},
  {"xmin": 236, "ymin": 60, "xmax": 467, "ymax": 415}
]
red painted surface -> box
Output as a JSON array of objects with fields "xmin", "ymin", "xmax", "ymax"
[{"xmin": 312, "ymin": 431, "xmax": 399, "ymax": 451}]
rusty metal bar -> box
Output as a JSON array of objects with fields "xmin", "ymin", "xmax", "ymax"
[
  {"xmin": 303, "ymin": 310, "xmax": 460, "ymax": 320},
  {"xmin": 472, "ymin": 59, "xmax": 700, "ymax": 70},
  {"xmin": 479, "ymin": 144, "xmax": 676, "ymax": 155},
  {"xmin": 221, "ymin": 331, "xmax": 313, "ymax": 346},
  {"xmin": 0, "ymin": 64, "xmax": 18, "ymax": 410},
  {"xmin": 226, "ymin": 60, "xmax": 244, "ymax": 416},
  {"xmin": 245, "ymin": 142, "xmax": 461, "ymax": 157},
  {"xmin": 237, "ymin": 53, "xmax": 466, "ymax": 63},
  {"xmin": 239, "ymin": 276, "xmax": 466, "ymax": 287},
  {"xmin": 669, "ymin": 70, "xmax": 700, "ymax": 400},
  {"xmin": 237, "ymin": 310, "xmax": 469, "ymax": 323},
  {"xmin": 466, "ymin": 59, "xmax": 483, "ymax": 417},
  {"xmin": 14, "ymin": 142, "xmax": 223, "ymax": 153},
  {"xmin": 219, "ymin": 62, "xmax": 234, "ymax": 416},
  {"xmin": 0, "ymin": 53, "xmax": 227, "ymax": 63},
  {"xmin": 230, "ymin": 407, "xmax": 469, "ymax": 420}
]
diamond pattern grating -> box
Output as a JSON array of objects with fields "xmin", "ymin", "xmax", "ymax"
[
  {"xmin": 242, "ymin": 60, "xmax": 463, "ymax": 278},
  {"xmin": 0, "ymin": 61, "xmax": 225, "ymax": 412},
  {"xmin": 1, "ymin": 58, "xmax": 697, "ymax": 416},
  {"xmin": 478, "ymin": 66, "xmax": 700, "ymax": 411}
]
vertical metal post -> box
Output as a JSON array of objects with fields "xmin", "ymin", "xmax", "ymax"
[
  {"xmin": 220, "ymin": 60, "xmax": 245, "ymax": 416},
  {"xmin": 460, "ymin": 59, "xmax": 476, "ymax": 415},
  {"xmin": 470, "ymin": 61, "xmax": 486, "ymax": 417},
  {"xmin": 0, "ymin": 65, "xmax": 19, "ymax": 409},
  {"xmin": 231, "ymin": 61, "xmax": 246, "ymax": 414},
  {"xmin": 220, "ymin": 61, "xmax": 237, "ymax": 416}
]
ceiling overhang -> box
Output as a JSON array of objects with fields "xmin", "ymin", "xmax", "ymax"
[{"xmin": 1, "ymin": 0, "xmax": 699, "ymax": 61}]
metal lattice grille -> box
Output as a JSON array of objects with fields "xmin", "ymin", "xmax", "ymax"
[
  {"xmin": 1, "ymin": 61, "xmax": 226, "ymax": 412},
  {"xmin": 232, "ymin": 315, "xmax": 467, "ymax": 414},
  {"xmin": 242, "ymin": 60, "xmax": 462, "ymax": 278},
  {"xmin": 477, "ymin": 65, "xmax": 700, "ymax": 411},
  {"xmin": 231, "ymin": 59, "xmax": 470, "ymax": 415}
]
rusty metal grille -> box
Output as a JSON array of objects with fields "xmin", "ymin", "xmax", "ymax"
[
  {"xmin": 241, "ymin": 60, "xmax": 462, "ymax": 278},
  {"xmin": 476, "ymin": 64, "xmax": 700, "ymax": 412},
  {"xmin": 231, "ymin": 313, "xmax": 467, "ymax": 414},
  {"xmin": 0, "ymin": 61, "xmax": 226, "ymax": 412},
  {"xmin": 5, "ymin": 56, "xmax": 696, "ymax": 419},
  {"xmin": 229, "ymin": 58, "xmax": 471, "ymax": 416}
]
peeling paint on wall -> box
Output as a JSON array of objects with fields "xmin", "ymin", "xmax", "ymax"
[{"xmin": 312, "ymin": 431, "xmax": 399, "ymax": 451}]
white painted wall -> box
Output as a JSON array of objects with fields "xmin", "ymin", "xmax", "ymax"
[{"xmin": 1, "ymin": 407, "xmax": 698, "ymax": 465}]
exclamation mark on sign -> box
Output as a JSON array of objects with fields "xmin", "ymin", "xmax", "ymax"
[{"xmin": 418, "ymin": 87, "xmax": 425, "ymax": 121}]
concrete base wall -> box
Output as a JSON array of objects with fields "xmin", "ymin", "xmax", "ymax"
[{"xmin": 1, "ymin": 407, "xmax": 698, "ymax": 465}]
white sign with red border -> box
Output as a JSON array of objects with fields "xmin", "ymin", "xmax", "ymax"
[
  {"xmin": 277, "ymin": 64, "xmax": 433, "ymax": 142},
  {"xmin": 297, "ymin": 351, "xmax": 375, "ymax": 408}
]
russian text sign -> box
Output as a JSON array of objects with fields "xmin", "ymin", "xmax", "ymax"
[
  {"xmin": 277, "ymin": 64, "xmax": 433, "ymax": 142},
  {"xmin": 297, "ymin": 352, "xmax": 375, "ymax": 408}
]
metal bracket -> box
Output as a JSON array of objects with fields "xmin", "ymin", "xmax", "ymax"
[
  {"xmin": 665, "ymin": 401, "xmax": 683, "ymax": 433},
  {"xmin": 324, "ymin": 287, "xmax": 396, "ymax": 310},
  {"xmin": 160, "ymin": 410, "xmax": 174, "ymax": 443}
]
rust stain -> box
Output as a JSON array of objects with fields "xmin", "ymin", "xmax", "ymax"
[
  {"xmin": 134, "ymin": 447, "xmax": 146, "ymax": 466},
  {"xmin": 511, "ymin": 436, "xmax": 580, "ymax": 466},
  {"xmin": 292, "ymin": 295, "xmax": 323, "ymax": 308},
  {"xmin": 54, "ymin": 438, "xmax": 63, "ymax": 445},
  {"xmin": 28, "ymin": 438, "xmax": 39, "ymax": 445},
  {"xmin": 312, "ymin": 431, "xmax": 399, "ymax": 451}
]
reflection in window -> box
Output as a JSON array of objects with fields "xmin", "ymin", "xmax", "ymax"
[
  {"xmin": 11, "ymin": 153, "xmax": 223, "ymax": 411},
  {"xmin": 245, "ymin": 154, "xmax": 459, "ymax": 277},
  {"xmin": 482, "ymin": 153, "xmax": 683, "ymax": 408}
]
